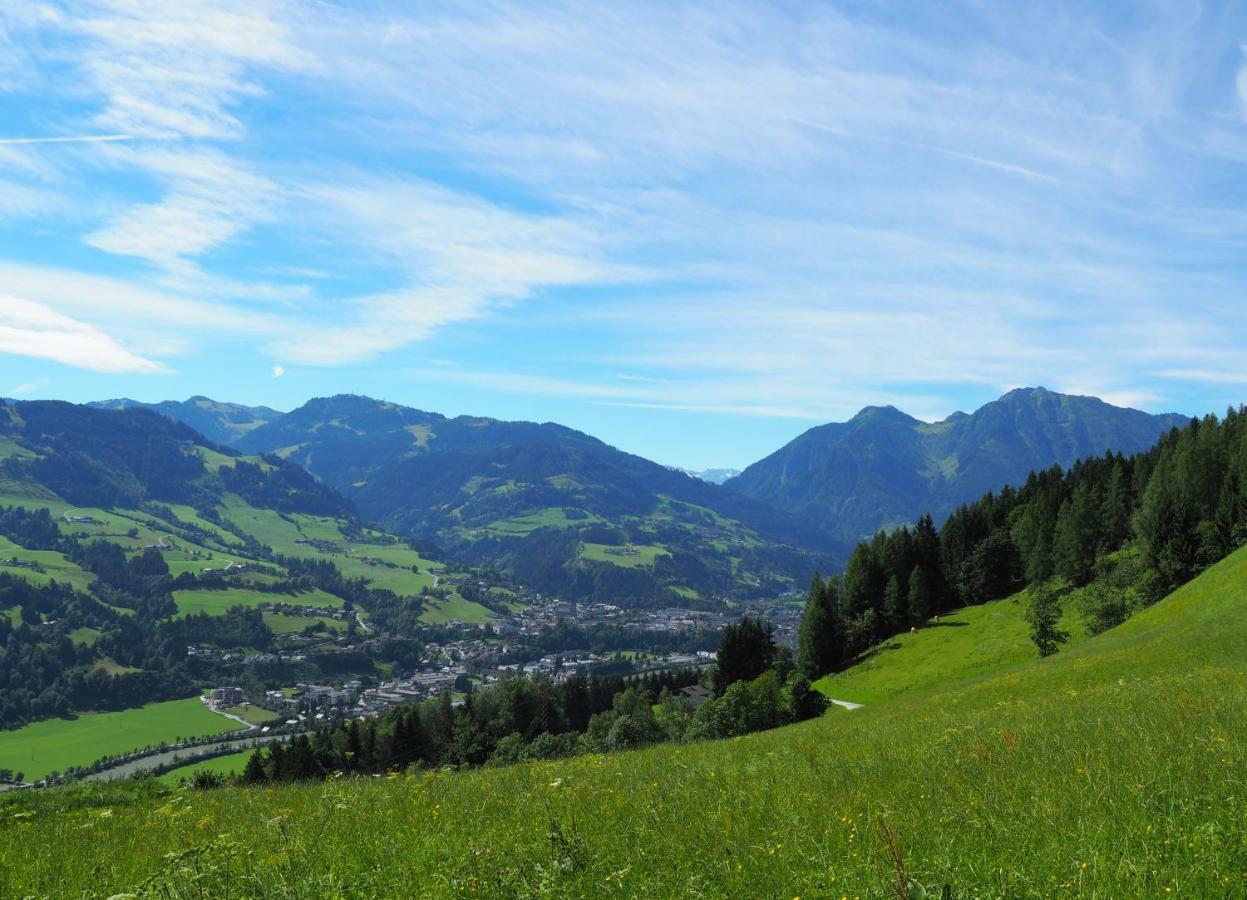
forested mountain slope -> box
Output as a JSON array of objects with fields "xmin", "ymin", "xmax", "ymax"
[
  {"xmin": 0, "ymin": 401, "xmax": 468, "ymax": 733},
  {"xmin": 232, "ymin": 394, "xmax": 842, "ymax": 604},
  {"xmin": 728, "ymin": 387, "xmax": 1189, "ymax": 541}
]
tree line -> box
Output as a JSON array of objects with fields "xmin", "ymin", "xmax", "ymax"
[
  {"xmin": 235, "ymin": 615, "xmax": 824, "ymax": 785},
  {"xmin": 798, "ymin": 407, "xmax": 1247, "ymax": 679}
]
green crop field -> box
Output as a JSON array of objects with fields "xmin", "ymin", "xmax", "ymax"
[
  {"xmin": 157, "ymin": 750, "xmax": 255, "ymax": 785},
  {"xmin": 6, "ymin": 547, "xmax": 1246, "ymax": 896},
  {"xmin": 813, "ymin": 586, "xmax": 1087, "ymax": 704},
  {"xmin": 580, "ymin": 541, "xmax": 670, "ymax": 568},
  {"xmin": 418, "ymin": 593, "xmax": 494, "ymax": 625},
  {"xmin": 172, "ymin": 587, "xmax": 343, "ymax": 618},
  {"xmin": 0, "ymin": 698, "xmax": 235, "ymax": 782}
]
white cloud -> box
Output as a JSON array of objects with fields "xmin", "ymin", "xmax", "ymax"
[
  {"xmin": 74, "ymin": 0, "xmax": 313, "ymax": 140},
  {"xmin": 86, "ymin": 147, "xmax": 277, "ymax": 269},
  {"xmin": 1238, "ymin": 52, "xmax": 1247, "ymax": 115},
  {"xmin": 270, "ymin": 178, "xmax": 646, "ymax": 364},
  {"xmin": 271, "ymin": 364, "xmax": 285, "ymax": 378},
  {"xmin": 0, "ymin": 134, "xmax": 133, "ymax": 146},
  {"xmin": 8, "ymin": 377, "xmax": 49, "ymax": 396},
  {"xmin": 0, "ymin": 294, "xmax": 163, "ymax": 373}
]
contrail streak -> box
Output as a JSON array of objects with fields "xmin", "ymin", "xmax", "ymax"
[{"xmin": 0, "ymin": 134, "xmax": 135, "ymax": 146}]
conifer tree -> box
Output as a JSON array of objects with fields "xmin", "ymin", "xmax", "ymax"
[
  {"xmin": 796, "ymin": 574, "xmax": 842, "ymax": 680},
  {"xmin": 1053, "ymin": 484, "xmax": 1097, "ymax": 586},
  {"xmin": 906, "ymin": 565, "xmax": 932, "ymax": 627},
  {"xmin": 881, "ymin": 575, "xmax": 905, "ymax": 633}
]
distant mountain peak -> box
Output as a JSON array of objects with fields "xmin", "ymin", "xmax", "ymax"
[
  {"xmin": 728, "ymin": 388, "xmax": 1192, "ymax": 541},
  {"xmin": 850, "ymin": 404, "xmax": 922, "ymax": 425}
]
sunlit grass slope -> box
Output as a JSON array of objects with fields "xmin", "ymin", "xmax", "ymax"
[
  {"xmin": 4, "ymin": 548, "xmax": 1247, "ymax": 897},
  {"xmin": 814, "ymin": 587, "xmax": 1086, "ymax": 704}
]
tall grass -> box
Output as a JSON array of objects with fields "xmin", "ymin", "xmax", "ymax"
[{"xmin": 3, "ymin": 548, "xmax": 1246, "ymax": 897}]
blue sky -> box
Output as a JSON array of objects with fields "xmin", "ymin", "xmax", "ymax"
[{"xmin": 2, "ymin": 1, "xmax": 1247, "ymax": 469}]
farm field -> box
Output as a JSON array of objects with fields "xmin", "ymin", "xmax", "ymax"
[
  {"xmin": 418, "ymin": 594, "xmax": 494, "ymax": 625},
  {"xmin": 220, "ymin": 706, "xmax": 282, "ymax": 726},
  {"xmin": 157, "ymin": 750, "xmax": 254, "ymax": 785},
  {"xmin": 481, "ymin": 507, "xmax": 603, "ymax": 536},
  {"xmin": 0, "ymin": 535, "xmax": 95, "ymax": 590},
  {"xmin": 0, "ymin": 698, "xmax": 235, "ymax": 781},
  {"xmin": 262, "ymin": 612, "xmax": 347, "ymax": 635},
  {"xmin": 580, "ymin": 541, "xmax": 670, "ymax": 568},
  {"xmin": 5, "ymin": 547, "xmax": 1247, "ymax": 896},
  {"xmin": 814, "ymin": 586, "xmax": 1087, "ymax": 705},
  {"xmin": 172, "ymin": 587, "xmax": 343, "ymax": 618},
  {"xmin": 218, "ymin": 503, "xmax": 437, "ymax": 595}
]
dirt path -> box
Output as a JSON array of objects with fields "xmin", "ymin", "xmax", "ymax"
[{"xmin": 828, "ymin": 699, "xmax": 864, "ymax": 711}]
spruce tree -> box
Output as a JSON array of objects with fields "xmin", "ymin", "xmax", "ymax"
[
  {"xmin": 907, "ymin": 565, "xmax": 932, "ymax": 627},
  {"xmin": 796, "ymin": 574, "xmax": 842, "ymax": 680},
  {"xmin": 881, "ymin": 575, "xmax": 905, "ymax": 633}
]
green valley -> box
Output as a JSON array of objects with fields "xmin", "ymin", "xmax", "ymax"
[{"xmin": 4, "ymin": 546, "xmax": 1245, "ymax": 896}]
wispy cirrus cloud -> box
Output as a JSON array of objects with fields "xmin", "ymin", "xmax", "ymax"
[
  {"xmin": 0, "ymin": 133, "xmax": 134, "ymax": 145},
  {"xmin": 269, "ymin": 177, "xmax": 647, "ymax": 365},
  {"xmin": 1, "ymin": 0, "xmax": 1246, "ymax": 461},
  {"xmin": 0, "ymin": 295, "xmax": 163, "ymax": 373}
]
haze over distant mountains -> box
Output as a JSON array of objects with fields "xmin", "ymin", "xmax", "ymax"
[
  {"xmin": 91, "ymin": 387, "xmax": 1193, "ymax": 578},
  {"xmin": 725, "ymin": 387, "xmax": 1190, "ymax": 542},
  {"xmin": 89, "ymin": 397, "xmax": 282, "ymax": 447}
]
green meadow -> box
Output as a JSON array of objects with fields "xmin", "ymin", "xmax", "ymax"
[
  {"xmin": 5, "ymin": 548, "xmax": 1245, "ymax": 895},
  {"xmin": 261, "ymin": 612, "xmax": 347, "ymax": 635},
  {"xmin": 0, "ymin": 535, "xmax": 96, "ymax": 590},
  {"xmin": 218, "ymin": 502, "xmax": 437, "ymax": 595},
  {"xmin": 172, "ymin": 587, "xmax": 343, "ymax": 618},
  {"xmin": 418, "ymin": 593, "xmax": 494, "ymax": 625},
  {"xmin": 814, "ymin": 585, "xmax": 1087, "ymax": 704},
  {"xmin": 0, "ymin": 698, "xmax": 234, "ymax": 781},
  {"xmin": 157, "ymin": 750, "xmax": 254, "ymax": 785},
  {"xmin": 580, "ymin": 541, "xmax": 670, "ymax": 568}
]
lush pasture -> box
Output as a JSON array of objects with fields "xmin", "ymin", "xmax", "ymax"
[
  {"xmin": 418, "ymin": 593, "xmax": 494, "ymax": 625},
  {"xmin": 814, "ymin": 586, "xmax": 1086, "ymax": 704},
  {"xmin": 261, "ymin": 612, "xmax": 346, "ymax": 635},
  {"xmin": 6, "ymin": 548, "xmax": 1246, "ymax": 897},
  {"xmin": 173, "ymin": 587, "xmax": 342, "ymax": 618},
  {"xmin": 219, "ymin": 503, "xmax": 437, "ymax": 595},
  {"xmin": 0, "ymin": 698, "xmax": 233, "ymax": 781},
  {"xmin": 68, "ymin": 626, "xmax": 102, "ymax": 646},
  {"xmin": 220, "ymin": 706, "xmax": 281, "ymax": 726},
  {"xmin": 483, "ymin": 507, "xmax": 603, "ymax": 536},
  {"xmin": 0, "ymin": 535, "xmax": 95, "ymax": 590},
  {"xmin": 157, "ymin": 750, "xmax": 254, "ymax": 785},
  {"xmin": 580, "ymin": 541, "xmax": 670, "ymax": 568}
]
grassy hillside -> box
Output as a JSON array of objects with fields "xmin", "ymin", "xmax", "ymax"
[
  {"xmin": 813, "ymin": 585, "xmax": 1087, "ymax": 704},
  {"xmin": 231, "ymin": 394, "xmax": 843, "ymax": 604},
  {"xmin": 5, "ymin": 547, "xmax": 1246, "ymax": 896}
]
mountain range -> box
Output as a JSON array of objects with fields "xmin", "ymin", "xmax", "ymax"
[
  {"xmin": 87, "ymin": 387, "xmax": 1190, "ymax": 598},
  {"xmin": 725, "ymin": 387, "xmax": 1189, "ymax": 542},
  {"xmin": 89, "ymin": 396, "xmax": 282, "ymax": 447}
]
